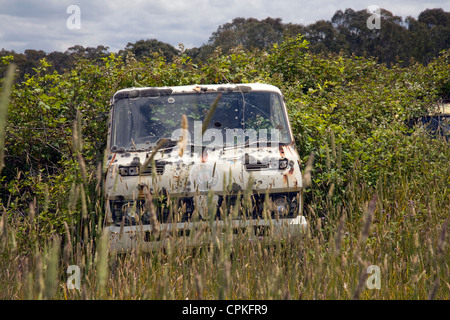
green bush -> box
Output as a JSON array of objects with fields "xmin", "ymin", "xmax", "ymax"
[{"xmin": 0, "ymin": 37, "xmax": 448, "ymax": 251}]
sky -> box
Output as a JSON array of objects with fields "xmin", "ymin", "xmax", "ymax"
[{"xmin": 0, "ymin": 0, "xmax": 449, "ymax": 54}]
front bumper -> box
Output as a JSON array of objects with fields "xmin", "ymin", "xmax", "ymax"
[{"xmin": 106, "ymin": 215, "xmax": 308, "ymax": 253}]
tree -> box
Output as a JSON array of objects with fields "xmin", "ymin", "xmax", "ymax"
[
  {"xmin": 46, "ymin": 51, "xmax": 75, "ymax": 74},
  {"xmin": 418, "ymin": 9, "xmax": 450, "ymax": 62},
  {"xmin": 418, "ymin": 8, "xmax": 450, "ymax": 28},
  {"xmin": 302, "ymin": 20, "xmax": 346, "ymax": 54},
  {"xmin": 65, "ymin": 45, "xmax": 109, "ymax": 61},
  {"xmin": 122, "ymin": 39, "xmax": 179, "ymax": 62},
  {"xmin": 208, "ymin": 17, "xmax": 284, "ymax": 52}
]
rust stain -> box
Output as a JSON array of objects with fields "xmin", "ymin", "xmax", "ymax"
[
  {"xmin": 286, "ymin": 145, "xmax": 294, "ymax": 155},
  {"xmin": 279, "ymin": 145, "xmax": 285, "ymax": 157},
  {"xmin": 288, "ymin": 167, "xmax": 294, "ymax": 175},
  {"xmin": 201, "ymin": 151, "xmax": 208, "ymax": 163}
]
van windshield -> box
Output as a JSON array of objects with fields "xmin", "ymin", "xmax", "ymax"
[{"xmin": 111, "ymin": 91, "xmax": 292, "ymax": 151}]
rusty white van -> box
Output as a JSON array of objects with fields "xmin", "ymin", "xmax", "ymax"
[{"xmin": 104, "ymin": 83, "xmax": 307, "ymax": 252}]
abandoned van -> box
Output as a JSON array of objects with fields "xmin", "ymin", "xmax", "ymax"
[
  {"xmin": 104, "ymin": 83, "xmax": 307, "ymax": 252},
  {"xmin": 407, "ymin": 99, "xmax": 450, "ymax": 142}
]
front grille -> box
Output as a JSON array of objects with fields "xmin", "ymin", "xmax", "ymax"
[
  {"xmin": 140, "ymin": 162, "xmax": 165, "ymax": 175},
  {"xmin": 110, "ymin": 192, "xmax": 300, "ymax": 226},
  {"xmin": 110, "ymin": 197, "xmax": 194, "ymax": 226},
  {"xmin": 217, "ymin": 192, "xmax": 300, "ymax": 220},
  {"xmin": 245, "ymin": 163, "xmax": 269, "ymax": 171}
]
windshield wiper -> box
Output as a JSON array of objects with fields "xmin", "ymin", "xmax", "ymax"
[
  {"xmin": 155, "ymin": 138, "xmax": 178, "ymax": 148},
  {"xmin": 142, "ymin": 138, "xmax": 179, "ymax": 153},
  {"xmin": 118, "ymin": 138, "xmax": 179, "ymax": 153},
  {"xmin": 223, "ymin": 139, "xmax": 282, "ymax": 150}
]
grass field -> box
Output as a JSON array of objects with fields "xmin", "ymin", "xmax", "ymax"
[
  {"xmin": 0, "ymin": 50, "xmax": 449, "ymax": 301},
  {"xmin": 1, "ymin": 159, "xmax": 448, "ymax": 300}
]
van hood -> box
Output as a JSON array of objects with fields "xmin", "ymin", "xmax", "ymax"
[{"xmin": 105, "ymin": 144, "xmax": 303, "ymax": 199}]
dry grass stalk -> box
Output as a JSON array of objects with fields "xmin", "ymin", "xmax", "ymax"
[
  {"xmin": 360, "ymin": 193, "xmax": 378, "ymax": 244},
  {"xmin": 143, "ymin": 185, "xmax": 160, "ymax": 237},
  {"xmin": 178, "ymin": 114, "xmax": 188, "ymax": 157},
  {"xmin": 302, "ymin": 152, "xmax": 315, "ymax": 188},
  {"xmin": 201, "ymin": 93, "xmax": 222, "ymax": 136},
  {"xmin": 352, "ymin": 264, "xmax": 369, "ymax": 300}
]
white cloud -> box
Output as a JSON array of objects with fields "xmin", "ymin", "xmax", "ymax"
[{"xmin": 0, "ymin": 0, "xmax": 448, "ymax": 53}]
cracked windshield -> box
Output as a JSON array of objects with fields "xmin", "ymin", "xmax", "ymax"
[{"xmin": 111, "ymin": 91, "xmax": 292, "ymax": 151}]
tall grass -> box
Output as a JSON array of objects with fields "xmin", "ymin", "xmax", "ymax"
[
  {"xmin": 0, "ymin": 62, "xmax": 448, "ymax": 299},
  {"xmin": 0, "ymin": 145, "xmax": 448, "ymax": 299}
]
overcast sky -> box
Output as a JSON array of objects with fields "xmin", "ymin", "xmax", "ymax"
[{"xmin": 0, "ymin": 0, "xmax": 449, "ymax": 54}]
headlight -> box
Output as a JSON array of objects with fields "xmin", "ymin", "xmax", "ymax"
[
  {"xmin": 110, "ymin": 199, "xmax": 146, "ymax": 226},
  {"xmin": 123, "ymin": 202, "xmax": 140, "ymax": 219},
  {"xmin": 278, "ymin": 158, "xmax": 289, "ymax": 170},
  {"xmin": 119, "ymin": 165, "xmax": 140, "ymax": 176},
  {"xmin": 268, "ymin": 158, "xmax": 289, "ymax": 170},
  {"xmin": 273, "ymin": 197, "xmax": 289, "ymax": 216}
]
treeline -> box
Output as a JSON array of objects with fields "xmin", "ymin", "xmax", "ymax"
[
  {"xmin": 197, "ymin": 8, "xmax": 450, "ymax": 64},
  {"xmin": 1, "ymin": 7, "xmax": 449, "ymax": 82}
]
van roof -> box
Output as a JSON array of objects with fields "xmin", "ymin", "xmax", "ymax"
[{"xmin": 112, "ymin": 83, "xmax": 282, "ymax": 102}]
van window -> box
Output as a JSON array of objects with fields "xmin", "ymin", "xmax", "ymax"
[{"xmin": 111, "ymin": 91, "xmax": 292, "ymax": 151}]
